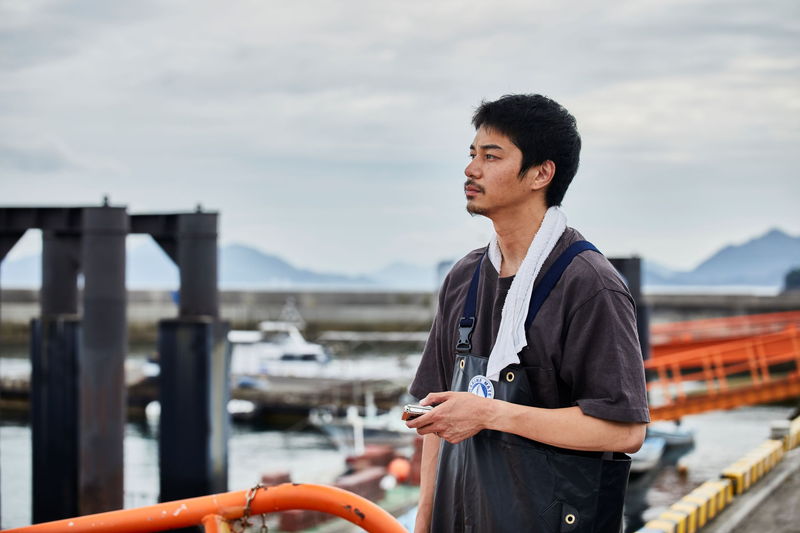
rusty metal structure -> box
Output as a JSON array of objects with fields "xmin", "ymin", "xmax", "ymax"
[{"xmin": 0, "ymin": 203, "xmax": 228, "ymax": 523}]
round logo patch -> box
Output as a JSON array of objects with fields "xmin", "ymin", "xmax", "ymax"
[{"xmin": 468, "ymin": 375, "xmax": 495, "ymax": 399}]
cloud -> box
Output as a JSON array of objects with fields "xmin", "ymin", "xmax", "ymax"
[
  {"xmin": 0, "ymin": 0, "xmax": 797, "ymax": 272},
  {"xmin": 0, "ymin": 138, "xmax": 126, "ymax": 174},
  {"xmin": 0, "ymin": 0, "xmax": 158, "ymax": 69},
  {"xmin": 0, "ymin": 140, "xmax": 77, "ymax": 173}
]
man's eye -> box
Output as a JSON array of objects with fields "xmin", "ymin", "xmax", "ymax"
[
  {"xmin": 485, "ymin": 154, "xmax": 498, "ymax": 160},
  {"xmin": 469, "ymin": 154, "xmax": 476, "ymax": 159}
]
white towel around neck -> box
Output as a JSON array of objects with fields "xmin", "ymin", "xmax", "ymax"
[{"xmin": 485, "ymin": 206, "xmax": 567, "ymax": 381}]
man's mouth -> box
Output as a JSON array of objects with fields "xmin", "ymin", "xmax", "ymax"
[{"xmin": 464, "ymin": 182, "xmax": 483, "ymax": 197}]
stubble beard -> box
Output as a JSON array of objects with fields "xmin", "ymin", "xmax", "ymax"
[
  {"xmin": 466, "ymin": 201, "xmax": 489, "ymax": 217},
  {"xmin": 464, "ymin": 179, "xmax": 488, "ymax": 217}
]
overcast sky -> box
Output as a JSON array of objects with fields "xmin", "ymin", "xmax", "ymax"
[{"xmin": 1, "ymin": 0, "xmax": 798, "ymax": 275}]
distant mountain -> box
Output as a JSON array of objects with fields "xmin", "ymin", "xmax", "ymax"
[
  {"xmin": 128, "ymin": 239, "xmax": 179, "ymax": 288},
  {"xmin": 1, "ymin": 241, "xmax": 377, "ymax": 289},
  {"xmin": 2, "ymin": 228, "xmax": 797, "ymax": 290},
  {"xmin": 0, "ymin": 253, "xmax": 40, "ymax": 287},
  {"xmin": 674, "ymin": 229, "xmax": 800, "ymax": 286},
  {"xmin": 644, "ymin": 228, "xmax": 800, "ymax": 288},
  {"xmin": 642, "ymin": 260, "xmax": 679, "ymax": 286},
  {"xmin": 219, "ymin": 244, "xmax": 374, "ymax": 288},
  {"xmin": 369, "ymin": 261, "xmax": 437, "ymax": 291}
]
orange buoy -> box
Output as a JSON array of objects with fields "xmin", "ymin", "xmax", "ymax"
[{"xmin": 388, "ymin": 457, "xmax": 411, "ymax": 483}]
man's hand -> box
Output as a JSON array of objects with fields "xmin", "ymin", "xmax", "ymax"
[
  {"xmin": 405, "ymin": 391, "xmax": 494, "ymax": 444},
  {"xmin": 406, "ymin": 394, "xmax": 646, "ymax": 452}
]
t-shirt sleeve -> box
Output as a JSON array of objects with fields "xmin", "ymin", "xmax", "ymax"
[
  {"xmin": 408, "ymin": 277, "xmax": 454, "ymax": 401},
  {"xmin": 560, "ymin": 288, "xmax": 651, "ymax": 423}
]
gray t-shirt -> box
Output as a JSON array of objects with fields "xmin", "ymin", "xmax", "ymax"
[{"xmin": 409, "ymin": 227, "xmax": 650, "ymax": 424}]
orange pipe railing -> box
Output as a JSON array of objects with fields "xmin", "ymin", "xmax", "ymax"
[
  {"xmin": 650, "ymin": 310, "xmax": 800, "ymax": 357},
  {"xmin": 646, "ymin": 327, "xmax": 800, "ymax": 420},
  {"xmin": 3, "ymin": 483, "xmax": 407, "ymax": 533},
  {"xmin": 647, "ymin": 328, "xmax": 799, "ymax": 369}
]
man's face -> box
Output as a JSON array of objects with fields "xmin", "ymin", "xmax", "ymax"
[{"xmin": 464, "ymin": 126, "xmax": 537, "ymax": 217}]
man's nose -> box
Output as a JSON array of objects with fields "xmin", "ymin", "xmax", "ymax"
[{"xmin": 465, "ymin": 159, "xmax": 480, "ymax": 179}]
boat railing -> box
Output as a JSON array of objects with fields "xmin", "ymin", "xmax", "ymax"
[{"xmin": 3, "ymin": 482, "xmax": 407, "ymax": 533}]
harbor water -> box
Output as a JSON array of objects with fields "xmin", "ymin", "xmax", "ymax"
[
  {"xmin": 0, "ymin": 347, "xmax": 417, "ymax": 529},
  {"xmin": 1, "ymin": 348, "xmax": 797, "ymax": 530},
  {"xmin": 0, "ymin": 421, "xmax": 351, "ymax": 529}
]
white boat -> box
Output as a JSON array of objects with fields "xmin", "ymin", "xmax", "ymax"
[
  {"xmin": 310, "ymin": 404, "xmax": 418, "ymax": 453},
  {"xmin": 229, "ymin": 321, "xmax": 332, "ymax": 377},
  {"xmin": 629, "ymin": 436, "xmax": 667, "ymax": 473},
  {"xmin": 629, "ymin": 423, "xmax": 695, "ymax": 476},
  {"xmin": 309, "ymin": 391, "xmax": 417, "ymax": 453},
  {"xmin": 145, "ymin": 398, "xmax": 258, "ymax": 428}
]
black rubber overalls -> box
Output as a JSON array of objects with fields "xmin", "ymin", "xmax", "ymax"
[{"xmin": 430, "ymin": 241, "xmax": 631, "ymax": 533}]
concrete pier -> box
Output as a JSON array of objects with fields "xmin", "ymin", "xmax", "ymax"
[
  {"xmin": 636, "ymin": 415, "xmax": 800, "ymax": 533},
  {"xmin": 702, "ymin": 447, "xmax": 800, "ymax": 533},
  {"xmin": 2, "ymin": 289, "xmax": 799, "ymax": 343}
]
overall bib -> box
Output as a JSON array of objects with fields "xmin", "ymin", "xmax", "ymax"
[{"xmin": 430, "ymin": 241, "xmax": 631, "ymax": 533}]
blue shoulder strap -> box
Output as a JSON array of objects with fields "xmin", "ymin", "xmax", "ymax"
[
  {"xmin": 456, "ymin": 241, "xmax": 601, "ymax": 353},
  {"xmin": 524, "ymin": 240, "xmax": 600, "ymax": 329},
  {"xmin": 456, "ymin": 249, "xmax": 486, "ymax": 353}
]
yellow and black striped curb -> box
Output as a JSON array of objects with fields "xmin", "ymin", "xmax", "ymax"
[
  {"xmin": 721, "ymin": 439, "xmax": 784, "ymax": 494},
  {"xmin": 787, "ymin": 415, "xmax": 800, "ymax": 450},
  {"xmin": 634, "ymin": 414, "xmax": 799, "ymax": 533}
]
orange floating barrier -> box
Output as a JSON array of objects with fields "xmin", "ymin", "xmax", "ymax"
[{"xmin": 4, "ymin": 483, "xmax": 406, "ymax": 533}]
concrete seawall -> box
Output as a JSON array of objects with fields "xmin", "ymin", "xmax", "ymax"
[{"xmin": 2, "ymin": 288, "xmax": 799, "ymax": 342}]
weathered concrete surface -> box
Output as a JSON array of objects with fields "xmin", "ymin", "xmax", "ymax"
[
  {"xmin": 3, "ymin": 288, "xmax": 800, "ymax": 344},
  {"xmin": 0, "ymin": 288, "xmax": 438, "ymax": 328},
  {"xmin": 0, "ymin": 288, "xmax": 439, "ymax": 343},
  {"xmin": 703, "ymin": 447, "xmax": 800, "ymax": 533},
  {"xmin": 3, "ymin": 289, "xmax": 799, "ymax": 329},
  {"xmin": 646, "ymin": 292, "xmax": 800, "ymax": 325}
]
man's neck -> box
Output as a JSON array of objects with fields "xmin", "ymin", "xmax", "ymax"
[{"xmin": 492, "ymin": 204, "xmax": 548, "ymax": 277}]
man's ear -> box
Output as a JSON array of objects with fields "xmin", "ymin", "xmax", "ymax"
[{"xmin": 526, "ymin": 160, "xmax": 555, "ymax": 192}]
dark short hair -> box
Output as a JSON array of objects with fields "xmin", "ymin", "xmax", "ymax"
[{"xmin": 472, "ymin": 94, "xmax": 581, "ymax": 207}]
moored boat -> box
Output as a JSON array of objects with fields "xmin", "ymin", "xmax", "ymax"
[{"xmin": 229, "ymin": 320, "xmax": 332, "ymax": 379}]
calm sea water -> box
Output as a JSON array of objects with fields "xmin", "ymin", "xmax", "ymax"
[
  {"xmin": 640, "ymin": 405, "xmax": 796, "ymax": 520},
  {"xmin": 1, "ymin": 349, "xmax": 797, "ymax": 530},
  {"xmin": 0, "ymin": 421, "xmax": 353, "ymax": 529},
  {"xmin": 0, "ymin": 348, "xmax": 418, "ymax": 529}
]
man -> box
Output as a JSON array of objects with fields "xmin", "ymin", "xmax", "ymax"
[{"xmin": 406, "ymin": 94, "xmax": 650, "ymax": 533}]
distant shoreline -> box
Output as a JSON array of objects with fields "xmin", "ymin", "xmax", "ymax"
[
  {"xmin": 1, "ymin": 287, "xmax": 798, "ymax": 345},
  {"xmin": 0, "ymin": 283, "xmax": 786, "ymax": 294}
]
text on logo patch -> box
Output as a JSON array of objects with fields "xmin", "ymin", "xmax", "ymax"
[{"xmin": 468, "ymin": 375, "xmax": 495, "ymax": 399}]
